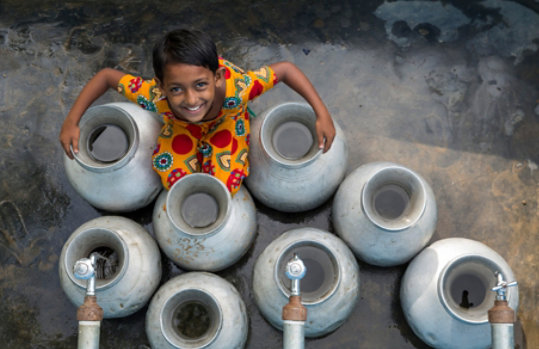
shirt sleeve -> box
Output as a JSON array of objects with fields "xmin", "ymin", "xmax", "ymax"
[
  {"xmin": 117, "ymin": 74, "xmax": 163, "ymax": 113},
  {"xmin": 241, "ymin": 65, "xmax": 279, "ymax": 103}
]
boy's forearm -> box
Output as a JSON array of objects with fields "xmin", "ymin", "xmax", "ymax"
[
  {"xmin": 270, "ymin": 61, "xmax": 330, "ymax": 119},
  {"xmin": 65, "ymin": 68, "xmax": 125, "ymax": 125}
]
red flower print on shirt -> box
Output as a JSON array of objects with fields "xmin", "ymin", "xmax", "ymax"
[
  {"xmin": 172, "ymin": 134, "xmax": 194, "ymax": 154},
  {"xmin": 186, "ymin": 124, "xmax": 202, "ymax": 139},
  {"xmin": 128, "ymin": 77, "xmax": 143, "ymax": 93},
  {"xmin": 210, "ymin": 130, "xmax": 232, "ymax": 148},
  {"xmin": 248, "ymin": 80, "xmax": 264, "ymax": 100}
]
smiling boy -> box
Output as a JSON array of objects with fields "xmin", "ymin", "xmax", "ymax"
[{"xmin": 60, "ymin": 29, "xmax": 335, "ymax": 194}]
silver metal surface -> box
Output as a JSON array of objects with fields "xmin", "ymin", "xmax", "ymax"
[
  {"xmin": 153, "ymin": 173, "xmax": 257, "ymax": 271},
  {"xmin": 283, "ymin": 320, "xmax": 305, "ymax": 349},
  {"xmin": 146, "ymin": 272, "xmax": 248, "ymax": 349},
  {"xmin": 491, "ymin": 323, "xmax": 515, "ymax": 349},
  {"xmin": 401, "ymin": 238, "xmax": 519, "ymax": 349},
  {"xmin": 64, "ymin": 102, "xmax": 163, "ymax": 212},
  {"xmin": 253, "ymin": 227, "xmax": 359, "ymax": 338},
  {"xmin": 77, "ymin": 321, "xmax": 101, "ymax": 349},
  {"xmin": 492, "ymin": 272, "xmax": 518, "ymax": 301},
  {"xmin": 246, "ymin": 102, "xmax": 348, "ymax": 213},
  {"xmin": 285, "ymin": 254, "xmax": 306, "ymax": 296},
  {"xmin": 333, "ymin": 161, "xmax": 437, "ymax": 267},
  {"xmin": 59, "ymin": 216, "xmax": 162, "ymax": 318}
]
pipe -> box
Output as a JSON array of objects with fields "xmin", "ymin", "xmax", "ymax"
[
  {"xmin": 282, "ymin": 254, "xmax": 307, "ymax": 349},
  {"xmin": 489, "ymin": 272, "xmax": 517, "ymax": 349},
  {"xmin": 74, "ymin": 254, "xmax": 103, "ymax": 349}
]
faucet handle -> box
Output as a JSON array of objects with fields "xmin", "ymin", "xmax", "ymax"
[
  {"xmin": 74, "ymin": 258, "xmax": 95, "ymax": 280},
  {"xmin": 285, "ymin": 253, "xmax": 306, "ymax": 281},
  {"xmin": 491, "ymin": 271, "xmax": 517, "ymax": 301}
]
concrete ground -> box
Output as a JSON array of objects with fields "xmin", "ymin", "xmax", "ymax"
[{"xmin": 0, "ymin": 0, "xmax": 537, "ymax": 348}]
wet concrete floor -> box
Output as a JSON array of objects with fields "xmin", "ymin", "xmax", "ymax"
[{"xmin": 0, "ymin": 0, "xmax": 537, "ymax": 348}]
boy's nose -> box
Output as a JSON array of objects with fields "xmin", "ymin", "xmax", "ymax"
[{"xmin": 185, "ymin": 90, "xmax": 198, "ymax": 105}]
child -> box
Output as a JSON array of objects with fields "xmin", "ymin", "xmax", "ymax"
[{"xmin": 60, "ymin": 29, "xmax": 335, "ymax": 195}]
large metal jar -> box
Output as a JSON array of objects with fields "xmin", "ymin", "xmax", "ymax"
[
  {"xmin": 59, "ymin": 216, "xmax": 162, "ymax": 318},
  {"xmin": 332, "ymin": 161, "xmax": 437, "ymax": 266},
  {"xmin": 252, "ymin": 227, "xmax": 360, "ymax": 338},
  {"xmin": 153, "ymin": 173, "xmax": 256, "ymax": 272},
  {"xmin": 146, "ymin": 272, "xmax": 248, "ymax": 349},
  {"xmin": 63, "ymin": 102, "xmax": 162, "ymax": 212},
  {"xmin": 245, "ymin": 102, "xmax": 348, "ymax": 212},
  {"xmin": 401, "ymin": 238, "xmax": 519, "ymax": 349}
]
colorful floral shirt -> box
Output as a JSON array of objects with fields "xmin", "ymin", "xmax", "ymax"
[{"xmin": 117, "ymin": 58, "xmax": 278, "ymax": 194}]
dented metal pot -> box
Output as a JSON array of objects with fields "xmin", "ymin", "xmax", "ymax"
[
  {"xmin": 58, "ymin": 216, "xmax": 162, "ymax": 318},
  {"xmin": 245, "ymin": 102, "xmax": 348, "ymax": 212},
  {"xmin": 152, "ymin": 173, "xmax": 256, "ymax": 272},
  {"xmin": 146, "ymin": 272, "xmax": 248, "ymax": 349},
  {"xmin": 401, "ymin": 238, "xmax": 519, "ymax": 349},
  {"xmin": 252, "ymin": 227, "xmax": 360, "ymax": 338},
  {"xmin": 63, "ymin": 102, "xmax": 163, "ymax": 212},
  {"xmin": 332, "ymin": 161, "xmax": 437, "ymax": 266}
]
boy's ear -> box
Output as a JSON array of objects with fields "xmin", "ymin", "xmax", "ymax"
[
  {"xmin": 155, "ymin": 77, "xmax": 163, "ymax": 89},
  {"xmin": 154, "ymin": 77, "xmax": 166, "ymax": 97},
  {"xmin": 214, "ymin": 67, "xmax": 226, "ymax": 87}
]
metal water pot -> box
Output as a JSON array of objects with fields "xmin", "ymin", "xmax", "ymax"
[
  {"xmin": 58, "ymin": 216, "xmax": 162, "ymax": 318},
  {"xmin": 401, "ymin": 238, "xmax": 519, "ymax": 349},
  {"xmin": 152, "ymin": 173, "xmax": 256, "ymax": 272},
  {"xmin": 146, "ymin": 272, "xmax": 248, "ymax": 349},
  {"xmin": 333, "ymin": 161, "xmax": 437, "ymax": 266},
  {"xmin": 245, "ymin": 102, "xmax": 348, "ymax": 212},
  {"xmin": 63, "ymin": 102, "xmax": 163, "ymax": 212},
  {"xmin": 252, "ymin": 227, "xmax": 360, "ymax": 338}
]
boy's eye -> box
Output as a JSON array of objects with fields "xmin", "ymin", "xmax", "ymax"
[
  {"xmin": 170, "ymin": 87, "xmax": 182, "ymax": 93},
  {"xmin": 195, "ymin": 82, "xmax": 208, "ymax": 89}
]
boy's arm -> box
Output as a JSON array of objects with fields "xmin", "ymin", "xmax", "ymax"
[
  {"xmin": 269, "ymin": 61, "xmax": 335, "ymax": 152},
  {"xmin": 59, "ymin": 68, "xmax": 125, "ymax": 159}
]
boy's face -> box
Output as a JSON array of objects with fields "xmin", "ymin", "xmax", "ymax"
[{"xmin": 156, "ymin": 62, "xmax": 225, "ymax": 123}]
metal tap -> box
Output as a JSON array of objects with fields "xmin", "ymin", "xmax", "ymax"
[
  {"xmin": 74, "ymin": 254, "xmax": 97, "ymax": 296},
  {"xmin": 489, "ymin": 271, "xmax": 518, "ymax": 349},
  {"xmin": 73, "ymin": 253, "xmax": 103, "ymax": 349},
  {"xmin": 285, "ymin": 253, "xmax": 306, "ymax": 296},
  {"xmin": 282, "ymin": 253, "xmax": 307, "ymax": 349},
  {"xmin": 491, "ymin": 271, "xmax": 517, "ymax": 301}
]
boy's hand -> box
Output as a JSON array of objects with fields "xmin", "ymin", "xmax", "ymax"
[
  {"xmin": 59, "ymin": 121, "xmax": 80, "ymax": 159},
  {"xmin": 315, "ymin": 110, "xmax": 336, "ymax": 153}
]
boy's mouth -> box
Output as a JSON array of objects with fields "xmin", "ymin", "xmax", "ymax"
[{"xmin": 183, "ymin": 104, "xmax": 204, "ymax": 112}]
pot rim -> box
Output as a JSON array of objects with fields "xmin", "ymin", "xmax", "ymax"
[
  {"xmin": 274, "ymin": 239, "xmax": 341, "ymax": 305},
  {"xmin": 64, "ymin": 227, "xmax": 129, "ymax": 291},
  {"xmin": 260, "ymin": 102, "xmax": 322, "ymax": 169},
  {"xmin": 437, "ymin": 254, "xmax": 506, "ymax": 325},
  {"xmin": 165, "ymin": 173, "xmax": 232, "ymax": 237},
  {"xmin": 73, "ymin": 104, "xmax": 139, "ymax": 173},
  {"xmin": 361, "ymin": 165, "xmax": 427, "ymax": 232},
  {"xmin": 160, "ymin": 287, "xmax": 224, "ymax": 348}
]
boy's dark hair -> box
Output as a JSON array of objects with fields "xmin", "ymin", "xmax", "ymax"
[{"xmin": 152, "ymin": 29, "xmax": 218, "ymax": 81}]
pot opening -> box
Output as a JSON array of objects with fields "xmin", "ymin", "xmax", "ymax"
[
  {"xmin": 362, "ymin": 166, "xmax": 426, "ymax": 231},
  {"xmin": 272, "ymin": 121, "xmax": 314, "ymax": 160},
  {"xmin": 88, "ymin": 124, "xmax": 129, "ymax": 163},
  {"xmin": 65, "ymin": 228, "xmax": 127, "ymax": 289},
  {"xmin": 261, "ymin": 103, "xmax": 320, "ymax": 166},
  {"xmin": 277, "ymin": 242, "xmax": 339, "ymax": 304},
  {"xmin": 180, "ymin": 192, "xmax": 219, "ymax": 229},
  {"xmin": 89, "ymin": 246, "xmax": 120, "ymax": 281},
  {"xmin": 167, "ymin": 174, "xmax": 230, "ymax": 235},
  {"xmin": 373, "ymin": 183, "xmax": 410, "ymax": 219},
  {"xmin": 162, "ymin": 289, "xmax": 221, "ymax": 347},
  {"xmin": 75, "ymin": 105, "xmax": 138, "ymax": 171},
  {"xmin": 440, "ymin": 255, "xmax": 499, "ymax": 324}
]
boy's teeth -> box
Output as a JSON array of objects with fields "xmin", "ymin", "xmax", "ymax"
[{"xmin": 187, "ymin": 105, "xmax": 201, "ymax": 111}]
